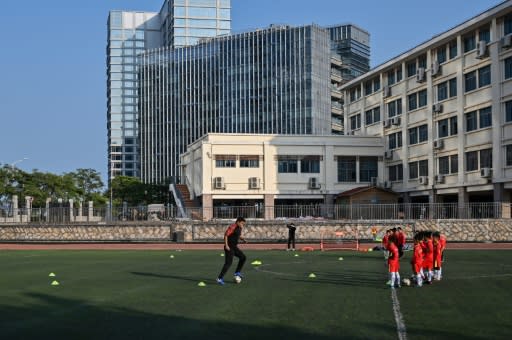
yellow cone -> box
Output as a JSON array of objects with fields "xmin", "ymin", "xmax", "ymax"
[
  {"xmin": 49, "ymin": 273, "xmax": 56, "ymax": 277},
  {"xmin": 169, "ymin": 255, "xmax": 175, "ymax": 258},
  {"xmin": 338, "ymin": 257, "xmax": 344, "ymax": 261},
  {"xmin": 251, "ymin": 260, "xmax": 262, "ymax": 265},
  {"xmin": 294, "ymin": 254, "xmax": 300, "ymax": 257},
  {"xmin": 308, "ymin": 273, "xmax": 316, "ymax": 278},
  {"xmin": 51, "ymin": 280, "xmax": 60, "ymax": 286},
  {"xmin": 197, "ymin": 281, "xmax": 206, "ymax": 287},
  {"xmin": 220, "ymin": 253, "xmax": 224, "ymax": 257}
]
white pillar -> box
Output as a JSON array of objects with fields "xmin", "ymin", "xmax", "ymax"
[
  {"xmin": 88, "ymin": 201, "xmax": 93, "ymax": 221},
  {"xmin": 69, "ymin": 199, "xmax": 74, "ymax": 222},
  {"xmin": 25, "ymin": 196, "xmax": 33, "ymax": 223},
  {"xmin": 12, "ymin": 195, "xmax": 19, "ymax": 222}
]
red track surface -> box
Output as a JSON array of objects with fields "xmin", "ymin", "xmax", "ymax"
[{"xmin": 0, "ymin": 242, "xmax": 511, "ymax": 250}]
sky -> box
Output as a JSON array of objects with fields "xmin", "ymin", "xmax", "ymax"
[{"xmin": 0, "ymin": 0, "xmax": 504, "ymax": 183}]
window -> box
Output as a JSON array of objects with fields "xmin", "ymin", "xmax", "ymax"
[
  {"xmin": 464, "ymin": 65, "xmax": 491, "ymax": 92},
  {"xmin": 360, "ymin": 157, "xmax": 378, "ymax": 182},
  {"xmin": 437, "ymin": 77, "xmax": 457, "ymax": 101},
  {"xmin": 438, "ymin": 117, "xmax": 458, "ymax": 138},
  {"xmin": 387, "ymin": 69, "xmax": 395, "ymax": 85},
  {"xmin": 449, "ymin": 40, "xmax": 458, "ymax": 59},
  {"xmin": 505, "ymin": 57, "xmax": 512, "ymax": 80},
  {"xmin": 438, "ymin": 155, "xmax": 458, "ymax": 174},
  {"xmin": 480, "ymin": 149, "xmax": 492, "ymax": 168},
  {"xmin": 301, "ymin": 157, "xmax": 320, "ymax": 173},
  {"xmin": 465, "ymin": 71, "xmax": 477, "ymax": 92},
  {"xmin": 463, "ymin": 33, "xmax": 476, "ymax": 52},
  {"xmin": 349, "ymin": 87, "xmax": 361, "ymax": 102},
  {"xmin": 387, "ymin": 98, "xmax": 402, "ymax": 117},
  {"xmin": 505, "ymin": 14, "xmax": 512, "ymax": 35},
  {"xmin": 418, "ymin": 125, "xmax": 428, "ymax": 142},
  {"xmin": 409, "ymin": 127, "xmax": 418, "ymax": 145},
  {"xmin": 479, "ymin": 107, "xmax": 492, "ymax": 128},
  {"xmin": 365, "ymin": 107, "xmax": 380, "ymax": 125},
  {"xmin": 479, "ymin": 27, "xmax": 490, "ymax": 43},
  {"xmin": 466, "ymin": 111, "xmax": 478, "ymax": 132},
  {"xmin": 337, "ymin": 157, "xmax": 356, "ymax": 182},
  {"xmin": 449, "ymin": 78, "xmax": 457, "ymax": 97},
  {"xmin": 478, "ymin": 65, "xmax": 491, "ymax": 87},
  {"xmin": 409, "ymin": 125, "xmax": 428, "ymax": 145},
  {"xmin": 409, "ymin": 161, "xmax": 418, "ymax": 179},
  {"xmin": 389, "ymin": 164, "xmax": 403, "ymax": 181},
  {"xmin": 278, "ymin": 158, "xmax": 298, "ymax": 173},
  {"xmin": 419, "ymin": 160, "xmax": 428, "ymax": 176},
  {"xmin": 408, "ymin": 90, "xmax": 427, "ymax": 111},
  {"xmin": 240, "ymin": 156, "xmax": 259, "ymax": 168},
  {"xmin": 408, "ymin": 93, "xmax": 417, "ymax": 111},
  {"xmin": 466, "ymin": 107, "xmax": 492, "ymax": 132},
  {"xmin": 506, "ymin": 101, "xmax": 512, "ymax": 122},
  {"xmin": 350, "ymin": 114, "xmax": 361, "ymax": 130},
  {"xmin": 388, "ymin": 132, "xmax": 402, "ymax": 150},
  {"xmin": 507, "ymin": 145, "xmax": 512, "ymax": 166},
  {"xmin": 437, "ymin": 46, "xmax": 447, "ymax": 64},
  {"xmin": 466, "ymin": 151, "xmax": 478, "ymax": 171},
  {"xmin": 216, "ymin": 155, "xmax": 236, "ymax": 168},
  {"xmin": 364, "ymin": 77, "xmax": 380, "ymax": 96},
  {"xmin": 406, "ymin": 61, "xmax": 416, "ymax": 77}
]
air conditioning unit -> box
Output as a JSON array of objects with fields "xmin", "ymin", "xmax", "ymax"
[
  {"xmin": 384, "ymin": 150, "xmax": 393, "ymax": 159},
  {"xmin": 416, "ymin": 67, "xmax": 426, "ymax": 82},
  {"xmin": 383, "ymin": 119, "xmax": 391, "ymax": 128},
  {"xmin": 435, "ymin": 174, "xmax": 445, "ymax": 184},
  {"xmin": 432, "ymin": 103, "xmax": 443, "ymax": 113},
  {"xmin": 503, "ymin": 34, "xmax": 512, "ymax": 49},
  {"xmin": 308, "ymin": 177, "xmax": 321, "ymax": 189},
  {"xmin": 370, "ymin": 177, "xmax": 378, "ymax": 186},
  {"xmin": 384, "ymin": 181, "xmax": 392, "ymax": 189},
  {"xmin": 391, "ymin": 116, "xmax": 401, "ymax": 126},
  {"xmin": 213, "ymin": 177, "xmax": 225, "ymax": 189},
  {"xmin": 480, "ymin": 167, "xmax": 492, "ymax": 178},
  {"xmin": 383, "ymin": 86, "xmax": 391, "ymax": 98},
  {"xmin": 431, "ymin": 60, "xmax": 441, "ymax": 77},
  {"xmin": 248, "ymin": 177, "xmax": 260, "ymax": 189},
  {"xmin": 476, "ymin": 40, "xmax": 488, "ymax": 59},
  {"xmin": 433, "ymin": 139, "xmax": 444, "ymax": 150},
  {"xmin": 418, "ymin": 176, "xmax": 429, "ymax": 185}
]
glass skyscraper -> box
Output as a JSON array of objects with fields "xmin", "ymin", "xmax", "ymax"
[
  {"xmin": 106, "ymin": 0, "xmax": 231, "ymax": 182},
  {"xmin": 139, "ymin": 23, "xmax": 369, "ymax": 184}
]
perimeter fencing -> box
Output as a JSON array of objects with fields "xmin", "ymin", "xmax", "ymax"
[{"xmin": 0, "ymin": 202, "xmax": 509, "ymax": 223}]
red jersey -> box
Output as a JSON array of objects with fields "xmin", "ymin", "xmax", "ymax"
[
  {"xmin": 382, "ymin": 234, "xmax": 389, "ymax": 249},
  {"xmin": 411, "ymin": 243, "xmax": 423, "ymax": 274},
  {"xmin": 423, "ymin": 239, "xmax": 434, "ymax": 269},
  {"xmin": 396, "ymin": 231, "xmax": 406, "ymax": 247},
  {"xmin": 388, "ymin": 242, "xmax": 400, "ymax": 272},
  {"xmin": 440, "ymin": 234, "xmax": 447, "ymax": 251}
]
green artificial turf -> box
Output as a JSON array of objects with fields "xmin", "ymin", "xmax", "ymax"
[{"xmin": 0, "ymin": 249, "xmax": 511, "ymax": 339}]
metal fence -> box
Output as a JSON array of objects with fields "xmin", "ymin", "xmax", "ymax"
[{"xmin": 0, "ymin": 202, "xmax": 509, "ymax": 223}]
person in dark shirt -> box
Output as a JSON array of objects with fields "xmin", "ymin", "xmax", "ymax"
[
  {"xmin": 216, "ymin": 217, "xmax": 247, "ymax": 285},
  {"xmin": 286, "ymin": 223, "xmax": 297, "ymax": 251}
]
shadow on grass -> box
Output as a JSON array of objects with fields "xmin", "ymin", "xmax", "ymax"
[{"xmin": 0, "ymin": 291, "xmax": 392, "ymax": 340}]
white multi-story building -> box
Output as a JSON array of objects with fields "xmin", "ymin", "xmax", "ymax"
[
  {"xmin": 340, "ymin": 1, "xmax": 512, "ymax": 205},
  {"xmin": 179, "ymin": 133, "xmax": 383, "ymax": 220}
]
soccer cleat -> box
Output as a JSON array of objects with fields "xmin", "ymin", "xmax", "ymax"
[
  {"xmin": 386, "ymin": 280, "xmax": 392, "ymax": 286},
  {"xmin": 234, "ymin": 272, "xmax": 243, "ymax": 278},
  {"xmin": 216, "ymin": 278, "xmax": 225, "ymax": 285}
]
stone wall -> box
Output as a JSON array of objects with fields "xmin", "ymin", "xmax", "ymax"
[{"xmin": 1, "ymin": 219, "xmax": 511, "ymax": 242}]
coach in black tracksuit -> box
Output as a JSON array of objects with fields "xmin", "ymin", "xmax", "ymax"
[
  {"xmin": 217, "ymin": 217, "xmax": 247, "ymax": 283},
  {"xmin": 287, "ymin": 223, "xmax": 296, "ymax": 250}
]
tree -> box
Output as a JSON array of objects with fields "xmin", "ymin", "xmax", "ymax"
[{"xmin": 67, "ymin": 168, "xmax": 104, "ymax": 203}]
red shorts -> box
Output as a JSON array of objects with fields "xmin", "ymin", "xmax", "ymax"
[
  {"xmin": 411, "ymin": 263, "xmax": 422, "ymax": 274},
  {"xmin": 434, "ymin": 255, "xmax": 442, "ymax": 268},
  {"xmin": 388, "ymin": 261, "xmax": 400, "ymax": 272},
  {"xmin": 423, "ymin": 260, "xmax": 433, "ymax": 270}
]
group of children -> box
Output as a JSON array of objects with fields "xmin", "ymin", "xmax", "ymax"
[{"xmin": 382, "ymin": 227, "xmax": 446, "ymax": 288}]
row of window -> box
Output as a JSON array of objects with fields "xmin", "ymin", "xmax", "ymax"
[{"xmin": 388, "ymin": 148, "xmax": 492, "ymax": 180}]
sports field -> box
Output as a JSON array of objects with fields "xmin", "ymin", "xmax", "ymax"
[{"xmin": 1, "ymin": 249, "xmax": 511, "ymax": 339}]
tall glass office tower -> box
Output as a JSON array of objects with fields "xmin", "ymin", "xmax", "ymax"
[
  {"xmin": 139, "ymin": 24, "xmax": 368, "ymax": 184},
  {"xmin": 106, "ymin": 0, "xmax": 231, "ymax": 182}
]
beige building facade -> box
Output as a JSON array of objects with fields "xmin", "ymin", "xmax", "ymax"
[
  {"xmin": 180, "ymin": 134, "xmax": 383, "ymax": 220},
  {"xmin": 341, "ymin": 1, "xmax": 512, "ymax": 205}
]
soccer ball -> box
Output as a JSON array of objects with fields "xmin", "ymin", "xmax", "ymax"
[
  {"xmin": 402, "ymin": 278, "xmax": 411, "ymax": 286},
  {"xmin": 234, "ymin": 275, "xmax": 242, "ymax": 284}
]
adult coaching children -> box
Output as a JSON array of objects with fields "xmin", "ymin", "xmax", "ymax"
[
  {"xmin": 286, "ymin": 223, "xmax": 296, "ymax": 251},
  {"xmin": 216, "ymin": 217, "xmax": 247, "ymax": 285}
]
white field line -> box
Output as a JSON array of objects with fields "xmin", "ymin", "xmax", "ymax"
[
  {"xmin": 391, "ymin": 288, "xmax": 408, "ymax": 340},
  {"xmin": 253, "ymin": 261, "xmax": 305, "ymax": 277}
]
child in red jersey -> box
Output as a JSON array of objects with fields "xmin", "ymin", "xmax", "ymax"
[
  {"xmin": 433, "ymin": 231, "xmax": 446, "ymax": 280},
  {"xmin": 411, "ymin": 237, "xmax": 424, "ymax": 287},
  {"xmin": 396, "ymin": 227, "xmax": 406, "ymax": 258},
  {"xmin": 382, "ymin": 229, "xmax": 392, "ymax": 260},
  {"xmin": 422, "ymin": 231, "xmax": 434, "ymax": 284},
  {"xmin": 387, "ymin": 239, "xmax": 401, "ymax": 288}
]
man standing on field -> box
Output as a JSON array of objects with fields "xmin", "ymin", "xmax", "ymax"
[{"xmin": 216, "ymin": 217, "xmax": 247, "ymax": 285}]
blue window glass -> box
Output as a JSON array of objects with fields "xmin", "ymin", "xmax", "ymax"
[
  {"xmin": 449, "ymin": 78, "xmax": 457, "ymax": 97},
  {"xmin": 418, "ymin": 124, "xmax": 428, "ymax": 142},
  {"xmin": 174, "ymin": 6, "xmax": 186, "ymax": 17},
  {"xmin": 301, "ymin": 159, "xmax": 320, "ymax": 173},
  {"xmin": 465, "ymin": 71, "xmax": 477, "ymax": 92},
  {"xmin": 505, "ymin": 57, "xmax": 512, "ymax": 79},
  {"xmin": 506, "ymin": 101, "xmax": 512, "ymax": 122},
  {"xmin": 449, "ymin": 40, "xmax": 458, "ymax": 59},
  {"xmin": 466, "ymin": 111, "xmax": 477, "ymax": 131},
  {"xmin": 479, "ymin": 107, "xmax": 492, "ymax": 128},
  {"xmin": 359, "ymin": 157, "xmax": 378, "ymax": 182},
  {"xmin": 478, "ymin": 65, "xmax": 491, "ymax": 87},
  {"xmin": 409, "ymin": 127, "xmax": 418, "ymax": 145},
  {"xmin": 278, "ymin": 159, "xmax": 298, "ymax": 173},
  {"xmin": 437, "ymin": 46, "xmax": 446, "ymax": 64},
  {"xmin": 463, "ymin": 34, "xmax": 476, "ymax": 52},
  {"xmin": 437, "ymin": 81, "xmax": 447, "ymax": 101},
  {"xmin": 408, "ymin": 93, "xmax": 417, "ymax": 111},
  {"xmin": 337, "ymin": 157, "xmax": 356, "ymax": 182},
  {"xmin": 418, "ymin": 89, "xmax": 427, "ymax": 107}
]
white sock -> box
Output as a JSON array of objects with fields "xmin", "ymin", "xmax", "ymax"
[
  {"xmin": 416, "ymin": 274, "xmax": 423, "ymax": 286},
  {"xmin": 428, "ymin": 270, "xmax": 433, "ymax": 281},
  {"xmin": 438, "ymin": 268, "xmax": 442, "ymax": 279},
  {"xmin": 396, "ymin": 272, "xmax": 401, "ymax": 286},
  {"xmin": 390, "ymin": 272, "xmax": 395, "ymax": 285}
]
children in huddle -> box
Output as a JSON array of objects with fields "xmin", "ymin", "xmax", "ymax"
[
  {"xmin": 433, "ymin": 231, "xmax": 446, "ymax": 281},
  {"xmin": 423, "ymin": 232, "xmax": 434, "ymax": 284},
  {"xmin": 411, "ymin": 237, "xmax": 424, "ymax": 287}
]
